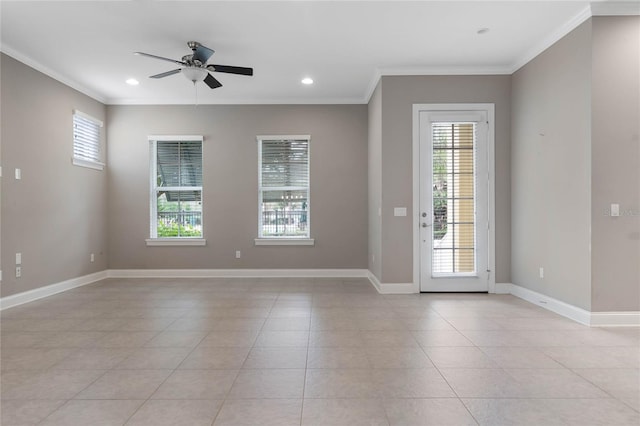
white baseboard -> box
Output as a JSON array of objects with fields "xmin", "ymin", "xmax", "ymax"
[
  {"xmin": 366, "ymin": 271, "xmax": 417, "ymax": 294},
  {"xmin": 3, "ymin": 270, "xmax": 637, "ymax": 327},
  {"xmin": 0, "ymin": 269, "xmax": 369, "ymax": 311},
  {"xmin": 506, "ymin": 283, "xmax": 640, "ymax": 327},
  {"xmin": 493, "ymin": 282, "xmax": 512, "ymax": 294},
  {"xmin": 590, "ymin": 311, "xmax": 640, "ymax": 327},
  {"xmin": 507, "ymin": 283, "xmax": 592, "ymax": 326},
  {"xmin": 107, "ymin": 269, "xmax": 369, "ymax": 279},
  {"xmin": 367, "ymin": 271, "xmax": 382, "ymax": 293},
  {"xmin": 0, "ymin": 270, "xmax": 108, "ymax": 311}
]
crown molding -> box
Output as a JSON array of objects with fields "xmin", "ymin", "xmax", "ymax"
[
  {"xmin": 363, "ymin": 65, "xmax": 511, "ymax": 104},
  {"xmin": 510, "ymin": 4, "xmax": 593, "ymax": 74},
  {"xmin": 591, "ymin": 1, "xmax": 640, "ymax": 16},
  {"xmin": 5, "ymin": 2, "xmax": 637, "ymax": 107},
  {"xmin": 0, "ymin": 44, "xmax": 107, "ymax": 104},
  {"xmin": 105, "ymin": 96, "xmax": 366, "ymax": 105}
]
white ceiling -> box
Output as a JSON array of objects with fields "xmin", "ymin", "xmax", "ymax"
[{"xmin": 0, "ymin": 1, "xmax": 634, "ymax": 105}]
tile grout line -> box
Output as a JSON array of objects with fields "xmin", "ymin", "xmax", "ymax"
[
  {"xmin": 207, "ymin": 288, "xmax": 275, "ymax": 426},
  {"xmin": 299, "ymin": 288, "xmax": 314, "ymax": 426},
  {"xmin": 119, "ymin": 293, "xmax": 208, "ymax": 426}
]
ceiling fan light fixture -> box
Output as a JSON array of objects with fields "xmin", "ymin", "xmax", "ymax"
[{"xmin": 182, "ymin": 67, "xmax": 208, "ymax": 83}]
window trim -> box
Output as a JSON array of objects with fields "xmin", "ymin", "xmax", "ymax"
[
  {"xmin": 72, "ymin": 110, "xmax": 104, "ymax": 170},
  {"xmin": 254, "ymin": 238, "xmax": 315, "ymax": 246},
  {"xmin": 148, "ymin": 135, "xmax": 205, "ymax": 244},
  {"xmin": 256, "ymin": 134, "xmax": 311, "ymax": 241}
]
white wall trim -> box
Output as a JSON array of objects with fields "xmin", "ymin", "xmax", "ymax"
[
  {"xmin": 0, "ymin": 46, "xmax": 107, "ymax": 103},
  {"xmin": 590, "ymin": 311, "xmax": 640, "ymax": 327},
  {"xmin": 254, "ymin": 238, "xmax": 315, "ymax": 246},
  {"xmin": 145, "ymin": 239, "xmax": 207, "ymax": 247},
  {"xmin": 367, "ymin": 272, "xmax": 417, "ymax": 295},
  {"xmin": 591, "ymin": 2, "xmax": 640, "ymax": 16},
  {"xmin": 107, "ymin": 269, "xmax": 369, "ymax": 279},
  {"xmin": 107, "ymin": 96, "xmax": 367, "ymax": 106},
  {"xmin": 507, "ymin": 283, "xmax": 640, "ymax": 327},
  {"xmin": 507, "ymin": 283, "xmax": 592, "ymax": 326},
  {"xmin": 364, "ymin": 69, "xmax": 382, "ymax": 104},
  {"xmin": 379, "ymin": 66, "xmax": 512, "ymax": 76},
  {"xmin": 0, "ymin": 271, "xmax": 108, "ymax": 311},
  {"xmin": 493, "ymin": 282, "xmax": 512, "ymax": 294},
  {"xmin": 2, "ymin": 270, "xmax": 637, "ymax": 327},
  {"xmin": 510, "ymin": 5, "xmax": 592, "ymax": 73},
  {"xmin": 377, "ymin": 282, "xmax": 417, "ymax": 295},
  {"xmin": 367, "ymin": 271, "xmax": 383, "ymax": 293}
]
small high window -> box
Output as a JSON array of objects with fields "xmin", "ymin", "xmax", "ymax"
[{"xmin": 72, "ymin": 110, "xmax": 104, "ymax": 170}]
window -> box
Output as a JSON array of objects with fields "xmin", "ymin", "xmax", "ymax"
[
  {"xmin": 148, "ymin": 136, "xmax": 204, "ymax": 246},
  {"xmin": 257, "ymin": 135, "xmax": 313, "ymax": 245},
  {"xmin": 72, "ymin": 110, "xmax": 104, "ymax": 170},
  {"xmin": 431, "ymin": 122, "xmax": 476, "ymax": 274}
]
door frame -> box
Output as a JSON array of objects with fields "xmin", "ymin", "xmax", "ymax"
[{"xmin": 412, "ymin": 103, "xmax": 496, "ymax": 293}]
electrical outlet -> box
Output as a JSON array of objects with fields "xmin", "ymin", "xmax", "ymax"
[
  {"xmin": 16, "ymin": 266, "xmax": 21, "ymax": 278},
  {"xmin": 539, "ymin": 267, "xmax": 544, "ymax": 279},
  {"xmin": 16, "ymin": 253, "xmax": 22, "ymax": 265},
  {"xmin": 235, "ymin": 250, "xmax": 241, "ymax": 259},
  {"xmin": 611, "ymin": 203, "xmax": 620, "ymax": 217},
  {"xmin": 90, "ymin": 253, "xmax": 95, "ymax": 262}
]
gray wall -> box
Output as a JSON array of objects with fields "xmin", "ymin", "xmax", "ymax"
[
  {"xmin": 375, "ymin": 75, "xmax": 511, "ymax": 284},
  {"xmin": 591, "ymin": 16, "xmax": 640, "ymax": 311},
  {"xmin": 107, "ymin": 104, "xmax": 368, "ymax": 270},
  {"xmin": 511, "ymin": 21, "xmax": 593, "ymax": 310},
  {"xmin": 1, "ymin": 53, "xmax": 108, "ymax": 297},
  {"xmin": 368, "ymin": 82, "xmax": 382, "ymax": 280}
]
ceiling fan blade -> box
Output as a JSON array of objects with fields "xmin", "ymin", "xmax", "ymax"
[
  {"xmin": 207, "ymin": 64, "xmax": 253, "ymax": 76},
  {"xmin": 150, "ymin": 69, "xmax": 182, "ymax": 79},
  {"xmin": 203, "ymin": 73, "xmax": 223, "ymax": 89},
  {"xmin": 134, "ymin": 52, "xmax": 186, "ymax": 65},
  {"xmin": 193, "ymin": 44, "xmax": 215, "ymax": 64}
]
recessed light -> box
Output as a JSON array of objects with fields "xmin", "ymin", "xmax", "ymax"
[
  {"xmin": 126, "ymin": 78, "xmax": 139, "ymax": 86},
  {"xmin": 477, "ymin": 28, "xmax": 490, "ymax": 35},
  {"xmin": 301, "ymin": 77, "xmax": 314, "ymax": 85}
]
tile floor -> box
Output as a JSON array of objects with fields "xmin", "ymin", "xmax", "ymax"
[{"xmin": 1, "ymin": 277, "xmax": 639, "ymax": 425}]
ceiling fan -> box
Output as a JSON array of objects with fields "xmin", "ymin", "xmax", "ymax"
[{"xmin": 134, "ymin": 41, "xmax": 253, "ymax": 89}]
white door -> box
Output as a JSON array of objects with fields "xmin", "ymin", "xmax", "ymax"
[{"xmin": 419, "ymin": 109, "xmax": 490, "ymax": 292}]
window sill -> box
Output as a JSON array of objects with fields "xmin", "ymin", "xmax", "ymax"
[
  {"xmin": 146, "ymin": 238, "xmax": 206, "ymax": 247},
  {"xmin": 254, "ymin": 238, "xmax": 315, "ymax": 246},
  {"xmin": 72, "ymin": 157, "xmax": 104, "ymax": 171}
]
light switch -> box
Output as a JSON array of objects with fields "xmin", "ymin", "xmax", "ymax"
[
  {"xmin": 611, "ymin": 203, "xmax": 620, "ymax": 217},
  {"xmin": 15, "ymin": 168, "xmax": 21, "ymax": 180},
  {"xmin": 394, "ymin": 207, "xmax": 407, "ymax": 217}
]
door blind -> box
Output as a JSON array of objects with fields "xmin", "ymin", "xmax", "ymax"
[{"xmin": 431, "ymin": 122, "xmax": 476, "ymax": 275}]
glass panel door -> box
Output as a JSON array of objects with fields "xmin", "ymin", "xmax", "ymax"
[{"xmin": 420, "ymin": 111, "xmax": 488, "ymax": 292}]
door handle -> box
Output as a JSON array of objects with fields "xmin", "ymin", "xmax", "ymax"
[{"xmin": 422, "ymin": 223, "xmax": 431, "ymax": 228}]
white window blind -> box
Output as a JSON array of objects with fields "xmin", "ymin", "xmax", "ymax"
[
  {"xmin": 149, "ymin": 136, "xmax": 204, "ymax": 241},
  {"xmin": 258, "ymin": 136, "xmax": 310, "ymax": 239},
  {"xmin": 72, "ymin": 110, "xmax": 104, "ymax": 170},
  {"xmin": 431, "ymin": 122, "xmax": 477, "ymax": 275}
]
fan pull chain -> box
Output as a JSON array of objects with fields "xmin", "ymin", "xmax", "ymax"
[{"xmin": 194, "ymin": 81, "xmax": 199, "ymax": 106}]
